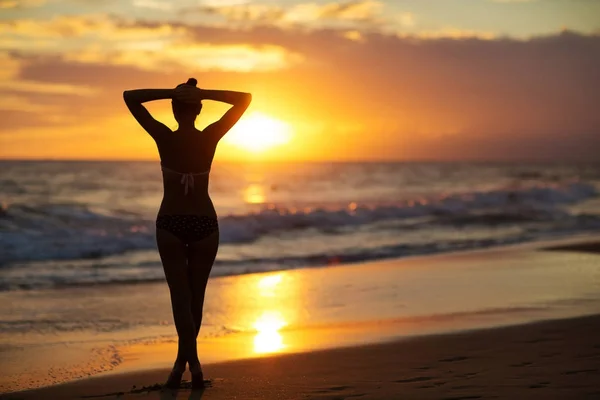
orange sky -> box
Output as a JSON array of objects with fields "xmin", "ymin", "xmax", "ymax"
[{"xmin": 1, "ymin": 0, "xmax": 599, "ymax": 161}]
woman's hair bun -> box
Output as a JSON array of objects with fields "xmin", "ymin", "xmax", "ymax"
[{"xmin": 186, "ymin": 78, "xmax": 197, "ymax": 87}]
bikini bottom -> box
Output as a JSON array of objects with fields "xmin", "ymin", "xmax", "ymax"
[{"xmin": 156, "ymin": 214, "xmax": 218, "ymax": 244}]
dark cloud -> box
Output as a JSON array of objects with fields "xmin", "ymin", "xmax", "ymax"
[
  {"xmin": 0, "ymin": 110, "xmax": 52, "ymax": 132},
  {"xmin": 16, "ymin": 53, "xmax": 171, "ymax": 87}
]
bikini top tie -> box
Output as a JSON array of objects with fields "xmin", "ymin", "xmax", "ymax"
[{"xmin": 161, "ymin": 165, "xmax": 210, "ymax": 195}]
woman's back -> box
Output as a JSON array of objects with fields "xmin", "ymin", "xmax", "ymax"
[
  {"xmin": 157, "ymin": 129, "xmax": 216, "ymax": 171},
  {"xmin": 157, "ymin": 130, "xmax": 218, "ymax": 216}
]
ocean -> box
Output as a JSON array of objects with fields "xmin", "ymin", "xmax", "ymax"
[{"xmin": 1, "ymin": 160, "xmax": 599, "ymax": 291}]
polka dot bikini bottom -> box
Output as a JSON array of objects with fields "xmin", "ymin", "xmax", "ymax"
[{"xmin": 156, "ymin": 215, "xmax": 219, "ymax": 244}]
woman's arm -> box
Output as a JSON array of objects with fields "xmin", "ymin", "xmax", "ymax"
[
  {"xmin": 123, "ymin": 89, "xmax": 174, "ymax": 103},
  {"xmin": 201, "ymin": 89, "xmax": 252, "ymax": 141},
  {"xmin": 123, "ymin": 89, "xmax": 175, "ymax": 139},
  {"xmin": 200, "ymin": 89, "xmax": 251, "ymax": 106}
]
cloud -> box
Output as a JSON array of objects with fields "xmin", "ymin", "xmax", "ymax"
[
  {"xmin": 132, "ymin": 0, "xmax": 172, "ymax": 11},
  {"xmin": 309, "ymin": 0, "xmax": 382, "ymax": 21},
  {"xmin": 0, "ymin": 52, "xmax": 96, "ymax": 96},
  {"xmin": 1, "ymin": 16, "xmax": 599, "ymax": 160},
  {"xmin": 490, "ymin": 0, "xmax": 538, "ymax": 3},
  {"xmin": 397, "ymin": 12, "xmax": 415, "ymax": 28},
  {"xmin": 0, "ymin": 79, "xmax": 96, "ymax": 95},
  {"xmin": 0, "ymin": 52, "xmax": 98, "ymax": 133},
  {"xmin": 192, "ymin": 4, "xmax": 285, "ymax": 24},
  {"xmin": 0, "ymin": 14, "xmax": 182, "ymax": 40},
  {"xmin": 0, "ymin": 15, "xmax": 303, "ymax": 72},
  {"xmin": 180, "ymin": 0, "xmax": 387, "ymax": 29},
  {"xmin": 63, "ymin": 43, "xmax": 303, "ymax": 72},
  {"xmin": 0, "ymin": 0, "xmax": 45, "ymax": 8},
  {"xmin": 407, "ymin": 28, "xmax": 496, "ymax": 40}
]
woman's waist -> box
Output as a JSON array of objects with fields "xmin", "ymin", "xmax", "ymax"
[
  {"xmin": 161, "ymin": 176, "xmax": 209, "ymax": 192},
  {"xmin": 158, "ymin": 195, "xmax": 217, "ymax": 217}
]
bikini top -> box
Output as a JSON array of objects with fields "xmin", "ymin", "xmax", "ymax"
[{"xmin": 161, "ymin": 164, "xmax": 210, "ymax": 195}]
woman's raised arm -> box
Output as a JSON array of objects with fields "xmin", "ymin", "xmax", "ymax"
[
  {"xmin": 123, "ymin": 89, "xmax": 175, "ymax": 140},
  {"xmin": 200, "ymin": 89, "xmax": 252, "ymax": 141}
]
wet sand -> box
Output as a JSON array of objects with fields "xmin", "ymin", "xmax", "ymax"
[
  {"xmin": 544, "ymin": 240, "xmax": 600, "ymax": 254},
  {"xmin": 10, "ymin": 314, "xmax": 600, "ymax": 399}
]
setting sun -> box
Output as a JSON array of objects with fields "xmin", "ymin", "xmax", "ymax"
[{"xmin": 224, "ymin": 112, "xmax": 292, "ymax": 153}]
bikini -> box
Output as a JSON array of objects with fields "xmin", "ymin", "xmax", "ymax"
[{"xmin": 156, "ymin": 165, "xmax": 219, "ymax": 243}]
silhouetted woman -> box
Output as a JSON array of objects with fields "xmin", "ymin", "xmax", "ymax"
[{"xmin": 123, "ymin": 79, "xmax": 251, "ymax": 389}]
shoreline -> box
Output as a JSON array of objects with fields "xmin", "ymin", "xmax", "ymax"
[
  {"xmin": 10, "ymin": 314, "xmax": 600, "ymax": 399},
  {"xmin": 2, "ymin": 232, "xmax": 598, "ymax": 293}
]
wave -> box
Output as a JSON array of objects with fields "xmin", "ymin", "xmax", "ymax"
[
  {"xmin": 3, "ymin": 228, "xmax": 600, "ymax": 292},
  {"xmin": 0, "ymin": 180, "xmax": 597, "ymax": 268},
  {"xmin": 218, "ymin": 181, "xmax": 596, "ymax": 241}
]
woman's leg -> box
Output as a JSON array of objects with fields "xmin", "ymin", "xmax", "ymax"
[
  {"xmin": 187, "ymin": 230, "xmax": 219, "ymax": 338},
  {"xmin": 156, "ymin": 228, "xmax": 197, "ymax": 384},
  {"xmin": 186, "ymin": 229, "xmax": 219, "ymax": 387}
]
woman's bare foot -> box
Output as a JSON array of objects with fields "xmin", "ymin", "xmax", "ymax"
[
  {"xmin": 164, "ymin": 361, "xmax": 186, "ymax": 389},
  {"xmin": 189, "ymin": 361, "xmax": 205, "ymax": 389}
]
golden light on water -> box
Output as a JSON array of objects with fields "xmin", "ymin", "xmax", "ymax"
[
  {"xmin": 253, "ymin": 274, "xmax": 287, "ymax": 353},
  {"xmin": 224, "ymin": 112, "xmax": 292, "ymax": 153},
  {"xmin": 257, "ymin": 273, "xmax": 283, "ymax": 298},
  {"xmin": 258, "ymin": 274, "xmax": 282, "ymax": 291},
  {"xmin": 253, "ymin": 311, "xmax": 286, "ymax": 353},
  {"xmin": 244, "ymin": 183, "xmax": 266, "ymax": 204}
]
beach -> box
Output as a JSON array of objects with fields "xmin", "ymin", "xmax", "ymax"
[
  {"xmin": 3, "ymin": 237, "xmax": 600, "ymax": 399},
  {"xmin": 10, "ymin": 314, "xmax": 600, "ymax": 400}
]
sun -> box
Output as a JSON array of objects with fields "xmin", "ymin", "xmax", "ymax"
[{"xmin": 224, "ymin": 112, "xmax": 292, "ymax": 152}]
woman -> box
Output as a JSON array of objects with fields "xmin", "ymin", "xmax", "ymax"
[{"xmin": 123, "ymin": 79, "xmax": 251, "ymax": 389}]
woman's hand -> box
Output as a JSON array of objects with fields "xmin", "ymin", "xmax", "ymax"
[{"xmin": 174, "ymin": 85, "xmax": 203, "ymax": 103}]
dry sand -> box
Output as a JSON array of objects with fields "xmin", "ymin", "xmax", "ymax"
[{"xmin": 8, "ymin": 314, "xmax": 600, "ymax": 400}]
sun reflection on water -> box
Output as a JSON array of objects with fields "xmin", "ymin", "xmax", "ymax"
[
  {"xmin": 258, "ymin": 274, "xmax": 282, "ymax": 297},
  {"xmin": 253, "ymin": 274, "xmax": 287, "ymax": 353},
  {"xmin": 244, "ymin": 183, "xmax": 266, "ymax": 204},
  {"xmin": 253, "ymin": 310, "xmax": 286, "ymax": 353}
]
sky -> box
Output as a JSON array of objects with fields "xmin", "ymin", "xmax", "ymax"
[{"xmin": 1, "ymin": 0, "xmax": 599, "ymax": 161}]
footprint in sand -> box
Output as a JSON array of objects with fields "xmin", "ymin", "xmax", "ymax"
[
  {"xmin": 529, "ymin": 381, "xmax": 550, "ymax": 389},
  {"xmin": 456, "ymin": 372, "xmax": 479, "ymax": 378},
  {"xmin": 561, "ymin": 369, "xmax": 598, "ymax": 375},
  {"xmin": 418, "ymin": 381, "xmax": 446, "ymax": 389},
  {"xmin": 311, "ymin": 385, "xmax": 352, "ymax": 393},
  {"xmin": 522, "ymin": 337, "xmax": 559, "ymax": 344},
  {"xmin": 510, "ymin": 361, "xmax": 533, "ymax": 367},
  {"xmin": 439, "ymin": 356, "xmax": 469, "ymax": 362},
  {"xmin": 414, "ymin": 365, "xmax": 431, "ymax": 370},
  {"xmin": 451, "ymin": 385, "xmax": 481, "ymax": 390},
  {"xmin": 575, "ymin": 352, "xmax": 600, "ymax": 359},
  {"xmin": 312, "ymin": 386, "xmax": 362, "ymax": 396},
  {"xmin": 540, "ymin": 352, "xmax": 560, "ymax": 358},
  {"xmin": 310, "ymin": 385, "xmax": 366, "ymax": 399},
  {"xmin": 394, "ymin": 376, "xmax": 436, "ymax": 383}
]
